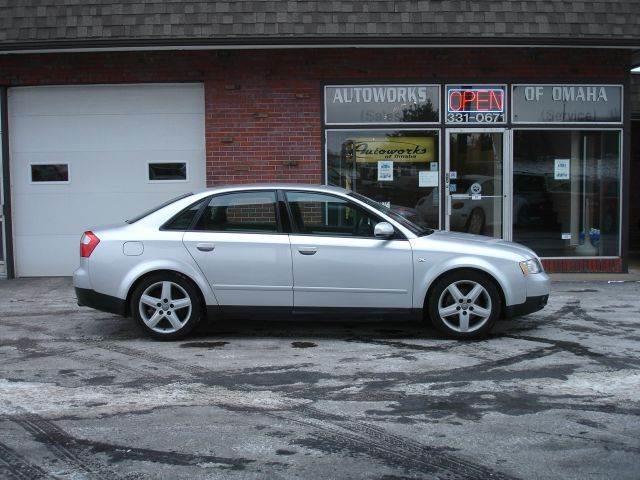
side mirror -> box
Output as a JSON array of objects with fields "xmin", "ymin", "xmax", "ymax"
[{"xmin": 374, "ymin": 222, "xmax": 395, "ymax": 239}]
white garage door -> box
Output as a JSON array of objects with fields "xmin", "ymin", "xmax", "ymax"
[{"xmin": 8, "ymin": 83, "xmax": 206, "ymax": 276}]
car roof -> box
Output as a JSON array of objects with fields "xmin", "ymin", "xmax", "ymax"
[{"xmin": 192, "ymin": 183, "xmax": 350, "ymax": 197}]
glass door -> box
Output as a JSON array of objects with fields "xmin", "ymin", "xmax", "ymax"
[{"xmin": 445, "ymin": 129, "xmax": 508, "ymax": 238}]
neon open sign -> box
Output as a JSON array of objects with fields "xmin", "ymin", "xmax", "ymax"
[{"xmin": 446, "ymin": 85, "xmax": 506, "ymax": 124}]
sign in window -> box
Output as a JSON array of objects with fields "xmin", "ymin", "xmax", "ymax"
[
  {"xmin": 511, "ymin": 85, "xmax": 622, "ymax": 124},
  {"xmin": 446, "ymin": 85, "xmax": 507, "ymax": 124},
  {"xmin": 325, "ymin": 85, "xmax": 440, "ymax": 125}
]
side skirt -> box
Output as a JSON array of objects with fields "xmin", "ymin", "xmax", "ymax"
[{"xmin": 207, "ymin": 306, "xmax": 422, "ymax": 322}]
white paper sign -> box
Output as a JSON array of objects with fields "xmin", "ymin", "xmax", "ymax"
[
  {"xmin": 377, "ymin": 160, "xmax": 394, "ymax": 181},
  {"xmin": 554, "ymin": 159, "xmax": 570, "ymax": 180},
  {"xmin": 561, "ymin": 233, "xmax": 571, "ymax": 240},
  {"xmin": 471, "ymin": 194, "xmax": 481, "ymax": 201},
  {"xmin": 449, "ymin": 171, "xmax": 457, "ymax": 180},
  {"xmin": 419, "ymin": 171, "xmax": 439, "ymax": 187},
  {"xmin": 430, "ymin": 162, "xmax": 439, "ymax": 171}
]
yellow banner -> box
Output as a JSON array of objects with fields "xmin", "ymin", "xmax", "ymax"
[{"xmin": 352, "ymin": 136, "xmax": 435, "ymax": 163}]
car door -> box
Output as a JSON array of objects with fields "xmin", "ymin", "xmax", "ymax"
[
  {"xmin": 182, "ymin": 190, "xmax": 293, "ymax": 307},
  {"xmin": 284, "ymin": 190, "xmax": 413, "ymax": 309}
]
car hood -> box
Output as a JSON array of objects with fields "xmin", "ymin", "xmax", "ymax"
[{"xmin": 415, "ymin": 230, "xmax": 539, "ymax": 261}]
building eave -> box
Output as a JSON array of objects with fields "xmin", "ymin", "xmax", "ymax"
[{"xmin": 1, "ymin": 36, "xmax": 639, "ymax": 55}]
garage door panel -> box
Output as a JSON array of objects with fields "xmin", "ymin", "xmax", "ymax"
[
  {"xmin": 14, "ymin": 234, "xmax": 80, "ymax": 277},
  {"xmin": 10, "ymin": 114, "xmax": 204, "ymax": 153},
  {"xmin": 13, "ymin": 191, "xmax": 194, "ymax": 236},
  {"xmin": 11, "ymin": 150, "xmax": 204, "ymax": 194},
  {"xmin": 9, "ymin": 83, "xmax": 206, "ymax": 276},
  {"xmin": 8, "ymin": 84, "xmax": 204, "ymax": 116}
]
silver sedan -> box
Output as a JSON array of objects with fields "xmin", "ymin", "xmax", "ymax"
[{"xmin": 73, "ymin": 184, "xmax": 550, "ymax": 340}]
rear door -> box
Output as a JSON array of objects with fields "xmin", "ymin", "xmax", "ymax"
[
  {"xmin": 284, "ymin": 190, "xmax": 413, "ymax": 309},
  {"xmin": 183, "ymin": 190, "xmax": 293, "ymax": 307}
]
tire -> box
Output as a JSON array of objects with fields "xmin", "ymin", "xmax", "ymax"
[
  {"xmin": 131, "ymin": 272, "xmax": 203, "ymax": 340},
  {"xmin": 427, "ymin": 270, "xmax": 501, "ymax": 340}
]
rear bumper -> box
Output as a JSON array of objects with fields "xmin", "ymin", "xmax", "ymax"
[
  {"xmin": 505, "ymin": 294, "xmax": 549, "ymax": 318},
  {"xmin": 75, "ymin": 287, "xmax": 126, "ymax": 316}
]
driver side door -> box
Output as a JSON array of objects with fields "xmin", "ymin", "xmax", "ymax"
[{"xmin": 284, "ymin": 190, "xmax": 413, "ymax": 310}]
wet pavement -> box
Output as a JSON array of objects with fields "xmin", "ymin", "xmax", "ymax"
[{"xmin": 1, "ymin": 277, "xmax": 639, "ymax": 479}]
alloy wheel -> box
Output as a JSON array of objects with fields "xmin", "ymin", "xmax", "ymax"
[
  {"xmin": 138, "ymin": 281, "xmax": 192, "ymax": 334},
  {"xmin": 437, "ymin": 280, "xmax": 492, "ymax": 333}
]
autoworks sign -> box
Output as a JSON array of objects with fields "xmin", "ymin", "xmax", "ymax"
[{"xmin": 325, "ymin": 85, "xmax": 440, "ymax": 125}]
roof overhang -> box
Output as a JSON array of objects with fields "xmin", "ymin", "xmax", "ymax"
[{"xmin": 1, "ymin": 36, "xmax": 639, "ymax": 55}]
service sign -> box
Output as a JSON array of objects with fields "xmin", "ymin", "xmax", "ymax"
[
  {"xmin": 325, "ymin": 85, "xmax": 440, "ymax": 125},
  {"xmin": 446, "ymin": 85, "xmax": 506, "ymax": 124},
  {"xmin": 512, "ymin": 85, "xmax": 622, "ymax": 124}
]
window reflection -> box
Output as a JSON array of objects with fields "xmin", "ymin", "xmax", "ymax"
[
  {"xmin": 326, "ymin": 130, "xmax": 440, "ymax": 229},
  {"xmin": 513, "ymin": 130, "xmax": 620, "ymax": 257}
]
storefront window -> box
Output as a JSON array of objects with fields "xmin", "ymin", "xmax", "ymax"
[
  {"xmin": 326, "ymin": 130, "xmax": 440, "ymax": 228},
  {"xmin": 513, "ymin": 130, "xmax": 620, "ymax": 257}
]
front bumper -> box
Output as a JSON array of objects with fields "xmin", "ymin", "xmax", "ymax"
[
  {"xmin": 504, "ymin": 294, "xmax": 549, "ymax": 318},
  {"xmin": 75, "ymin": 287, "xmax": 127, "ymax": 316}
]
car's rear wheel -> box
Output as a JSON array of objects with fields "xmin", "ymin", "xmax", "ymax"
[
  {"xmin": 427, "ymin": 270, "xmax": 501, "ymax": 339},
  {"xmin": 131, "ymin": 272, "xmax": 202, "ymax": 340}
]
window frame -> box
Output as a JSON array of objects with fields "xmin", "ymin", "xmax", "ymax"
[
  {"xmin": 29, "ymin": 162, "xmax": 71, "ymax": 185},
  {"xmin": 173, "ymin": 189, "xmax": 285, "ymax": 235},
  {"xmin": 147, "ymin": 161, "xmax": 189, "ymax": 183},
  {"xmin": 282, "ymin": 189, "xmax": 406, "ymax": 240}
]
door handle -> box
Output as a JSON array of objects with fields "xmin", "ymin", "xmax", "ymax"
[
  {"xmin": 196, "ymin": 243, "xmax": 215, "ymax": 252},
  {"xmin": 298, "ymin": 246, "xmax": 318, "ymax": 255}
]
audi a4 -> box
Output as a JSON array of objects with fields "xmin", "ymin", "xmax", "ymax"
[{"xmin": 74, "ymin": 184, "xmax": 549, "ymax": 340}]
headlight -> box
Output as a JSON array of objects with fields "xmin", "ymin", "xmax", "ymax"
[{"xmin": 519, "ymin": 258, "xmax": 543, "ymax": 275}]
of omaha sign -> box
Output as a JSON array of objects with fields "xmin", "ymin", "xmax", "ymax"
[
  {"xmin": 325, "ymin": 85, "xmax": 440, "ymax": 124},
  {"xmin": 512, "ymin": 84, "xmax": 622, "ymax": 124}
]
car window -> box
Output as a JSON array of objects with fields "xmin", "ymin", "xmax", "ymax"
[
  {"xmin": 193, "ymin": 191, "xmax": 279, "ymax": 233},
  {"xmin": 285, "ymin": 191, "xmax": 382, "ymax": 238},
  {"xmin": 162, "ymin": 197, "xmax": 208, "ymax": 230},
  {"xmin": 348, "ymin": 192, "xmax": 432, "ymax": 236}
]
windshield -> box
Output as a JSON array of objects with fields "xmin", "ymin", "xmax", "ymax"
[
  {"xmin": 126, "ymin": 193, "xmax": 194, "ymax": 224},
  {"xmin": 348, "ymin": 192, "xmax": 433, "ymax": 236}
]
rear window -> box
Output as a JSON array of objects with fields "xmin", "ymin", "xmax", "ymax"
[
  {"xmin": 162, "ymin": 197, "xmax": 208, "ymax": 230},
  {"xmin": 126, "ymin": 193, "xmax": 194, "ymax": 224}
]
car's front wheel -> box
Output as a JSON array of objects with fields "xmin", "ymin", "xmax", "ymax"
[
  {"xmin": 131, "ymin": 272, "xmax": 203, "ymax": 340},
  {"xmin": 427, "ymin": 270, "xmax": 501, "ymax": 339}
]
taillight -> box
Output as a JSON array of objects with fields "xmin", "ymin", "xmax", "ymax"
[{"xmin": 80, "ymin": 231, "xmax": 100, "ymax": 258}]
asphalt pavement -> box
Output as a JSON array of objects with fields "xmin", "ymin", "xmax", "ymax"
[{"xmin": 1, "ymin": 277, "xmax": 639, "ymax": 479}]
